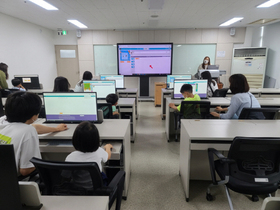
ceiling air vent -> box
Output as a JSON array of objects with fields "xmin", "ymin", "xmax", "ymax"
[{"xmin": 249, "ymin": 19, "xmax": 278, "ymax": 25}]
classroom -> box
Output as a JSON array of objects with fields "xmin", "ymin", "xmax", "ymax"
[{"xmin": 1, "ymin": 0, "xmax": 280, "ymax": 210}]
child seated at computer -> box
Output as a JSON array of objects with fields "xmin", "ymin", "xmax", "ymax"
[
  {"xmin": 11, "ymin": 78, "xmax": 26, "ymax": 91},
  {"xmin": 65, "ymin": 121, "xmax": 112, "ymax": 187},
  {"xmin": 106, "ymin": 93, "xmax": 119, "ymax": 118},
  {"xmin": 0, "ymin": 92, "xmax": 42, "ymax": 176},
  {"xmin": 169, "ymin": 84, "xmax": 201, "ymax": 118},
  {"xmin": 53, "ymin": 76, "xmax": 73, "ymax": 92},
  {"xmin": 0, "ymin": 92, "xmax": 68, "ymax": 176}
]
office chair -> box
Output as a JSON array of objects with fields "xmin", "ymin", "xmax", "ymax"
[
  {"xmin": 0, "ymin": 89, "xmax": 11, "ymax": 97},
  {"xmin": 97, "ymin": 103, "xmax": 113, "ymax": 119},
  {"xmin": 173, "ymin": 101, "xmax": 210, "ymax": 141},
  {"xmin": 0, "ymin": 92, "xmax": 4, "ymax": 117},
  {"xmin": 0, "ymin": 145, "xmax": 43, "ymax": 209},
  {"xmin": 238, "ymin": 107, "xmax": 280, "ymax": 120},
  {"xmin": 8, "ymin": 88, "xmax": 20, "ymax": 92},
  {"xmin": 38, "ymin": 105, "xmax": 46, "ymax": 118},
  {"xmin": 212, "ymin": 88, "xmax": 229, "ymax": 97},
  {"xmin": 206, "ymin": 137, "xmax": 280, "ymax": 210},
  {"xmin": 30, "ymin": 157, "xmax": 125, "ymax": 210}
]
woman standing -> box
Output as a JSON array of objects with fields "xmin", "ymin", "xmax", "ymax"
[
  {"xmin": 194, "ymin": 56, "xmax": 211, "ymax": 79},
  {"xmin": 0, "ymin": 63, "xmax": 9, "ymax": 89}
]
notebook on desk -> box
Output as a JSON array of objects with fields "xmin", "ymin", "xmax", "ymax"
[
  {"xmin": 173, "ymin": 79, "xmax": 208, "ymax": 99},
  {"xmin": 43, "ymin": 92, "xmax": 99, "ymax": 124}
]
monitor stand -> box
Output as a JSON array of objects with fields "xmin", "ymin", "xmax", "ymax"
[{"xmin": 140, "ymin": 77, "xmax": 149, "ymax": 96}]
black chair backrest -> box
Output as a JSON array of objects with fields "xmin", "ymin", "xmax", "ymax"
[
  {"xmin": 8, "ymin": 88, "xmax": 20, "ymax": 93},
  {"xmin": 228, "ymin": 137, "xmax": 280, "ymax": 180},
  {"xmin": 180, "ymin": 101, "xmax": 211, "ymax": 119},
  {"xmin": 0, "ymin": 145, "xmax": 23, "ymax": 209},
  {"xmin": 30, "ymin": 157, "xmax": 104, "ymax": 195},
  {"xmin": 0, "ymin": 91, "xmax": 4, "ymax": 117},
  {"xmin": 212, "ymin": 88, "xmax": 229, "ymax": 97},
  {"xmin": 239, "ymin": 107, "xmax": 280, "ymax": 120},
  {"xmin": 97, "ymin": 103, "xmax": 113, "ymax": 119},
  {"xmin": 0, "ymin": 89, "xmax": 11, "ymax": 97},
  {"xmin": 38, "ymin": 105, "xmax": 46, "ymax": 118}
]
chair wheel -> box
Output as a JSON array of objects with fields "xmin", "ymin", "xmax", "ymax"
[
  {"xmin": 251, "ymin": 195, "xmax": 259, "ymax": 202},
  {"xmin": 206, "ymin": 193, "xmax": 213, "ymax": 201}
]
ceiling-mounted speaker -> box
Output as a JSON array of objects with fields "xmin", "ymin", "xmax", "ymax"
[
  {"xmin": 76, "ymin": 30, "xmax": 82, "ymax": 38},
  {"xmin": 230, "ymin": 27, "xmax": 236, "ymax": 36}
]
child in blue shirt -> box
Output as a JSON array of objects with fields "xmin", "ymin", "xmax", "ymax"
[{"xmin": 11, "ymin": 79, "xmax": 26, "ymax": 91}]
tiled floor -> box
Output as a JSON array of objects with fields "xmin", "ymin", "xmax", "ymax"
[{"xmin": 120, "ymin": 101, "xmax": 264, "ymax": 210}]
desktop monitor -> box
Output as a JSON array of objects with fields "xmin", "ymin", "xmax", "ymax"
[
  {"xmin": 83, "ymin": 80, "xmax": 116, "ymax": 99},
  {"xmin": 207, "ymin": 65, "xmax": 219, "ymax": 70},
  {"xmin": 100, "ymin": 75, "xmax": 124, "ymax": 89},
  {"xmin": 117, "ymin": 43, "xmax": 173, "ymax": 76},
  {"xmin": 166, "ymin": 75, "xmax": 191, "ymax": 89},
  {"xmin": 14, "ymin": 74, "xmax": 40, "ymax": 89},
  {"xmin": 43, "ymin": 92, "xmax": 98, "ymax": 123},
  {"xmin": 173, "ymin": 79, "xmax": 208, "ymax": 99}
]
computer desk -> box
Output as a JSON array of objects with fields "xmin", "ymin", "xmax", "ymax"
[
  {"xmin": 161, "ymin": 88, "xmax": 173, "ymax": 120},
  {"xmin": 1, "ymin": 97, "xmax": 136, "ymax": 143},
  {"xmin": 41, "ymin": 196, "xmax": 109, "ymax": 210},
  {"xmin": 27, "ymin": 89, "xmax": 53, "ymax": 94},
  {"xmin": 165, "ymin": 97, "xmax": 280, "ymax": 141},
  {"xmin": 36, "ymin": 119, "xmax": 131, "ymax": 199},
  {"xmin": 98, "ymin": 98, "xmax": 136, "ymax": 142},
  {"xmin": 164, "ymin": 88, "xmax": 280, "ymax": 119},
  {"xmin": 227, "ymin": 88, "xmax": 280, "ymax": 98},
  {"xmin": 179, "ymin": 119, "xmax": 280, "ymax": 202},
  {"xmin": 117, "ymin": 88, "xmax": 138, "ymax": 119},
  {"xmin": 165, "ymin": 97, "xmax": 231, "ymax": 142}
]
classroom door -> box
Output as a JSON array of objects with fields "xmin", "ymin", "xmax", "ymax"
[{"xmin": 55, "ymin": 45, "xmax": 79, "ymax": 88}]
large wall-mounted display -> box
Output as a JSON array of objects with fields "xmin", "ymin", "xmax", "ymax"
[{"xmin": 117, "ymin": 43, "xmax": 173, "ymax": 76}]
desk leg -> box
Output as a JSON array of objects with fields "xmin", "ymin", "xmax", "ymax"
[
  {"xmin": 165, "ymin": 103, "xmax": 170, "ymax": 142},
  {"xmin": 123, "ymin": 124, "xmax": 131, "ymax": 198},
  {"xmin": 179, "ymin": 125, "xmax": 191, "ymax": 201}
]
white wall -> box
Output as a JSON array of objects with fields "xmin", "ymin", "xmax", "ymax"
[
  {"xmin": 251, "ymin": 22, "xmax": 280, "ymax": 87},
  {"xmin": 261, "ymin": 22, "xmax": 280, "ymax": 87},
  {"xmin": 53, "ymin": 30, "xmax": 78, "ymax": 45},
  {"xmin": 234, "ymin": 27, "xmax": 254, "ymax": 48},
  {"xmin": 0, "ymin": 12, "xmax": 57, "ymax": 89},
  {"xmin": 77, "ymin": 28, "xmax": 246, "ymax": 94},
  {"xmin": 0, "ymin": 11, "xmax": 248, "ymax": 94}
]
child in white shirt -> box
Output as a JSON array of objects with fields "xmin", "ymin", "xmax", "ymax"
[{"xmin": 65, "ymin": 121, "xmax": 112, "ymax": 188}]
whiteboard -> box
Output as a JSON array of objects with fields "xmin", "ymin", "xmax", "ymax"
[
  {"xmin": 94, "ymin": 45, "xmax": 118, "ymax": 76},
  {"xmin": 172, "ymin": 44, "xmax": 216, "ymax": 75},
  {"xmin": 94, "ymin": 44, "xmax": 216, "ymax": 76}
]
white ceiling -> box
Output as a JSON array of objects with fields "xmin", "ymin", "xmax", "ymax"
[{"xmin": 1, "ymin": 0, "xmax": 280, "ymax": 31}]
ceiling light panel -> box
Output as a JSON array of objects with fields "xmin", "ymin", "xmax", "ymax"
[
  {"xmin": 219, "ymin": 17, "xmax": 244, "ymax": 26},
  {"xmin": 67, "ymin": 20, "xmax": 88, "ymax": 29},
  {"xmin": 257, "ymin": 0, "xmax": 280, "ymax": 8},
  {"xmin": 29, "ymin": 0, "xmax": 58, "ymax": 10}
]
